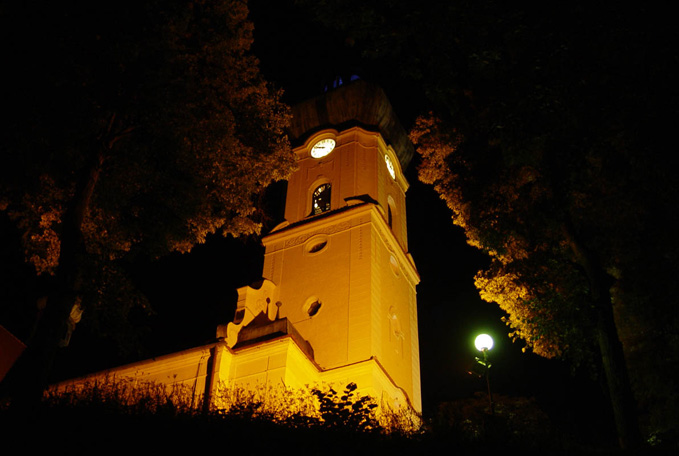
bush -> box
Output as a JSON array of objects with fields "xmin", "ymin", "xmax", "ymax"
[{"xmin": 432, "ymin": 392, "xmax": 556, "ymax": 450}]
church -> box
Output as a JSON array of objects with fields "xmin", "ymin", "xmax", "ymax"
[{"xmin": 53, "ymin": 80, "xmax": 422, "ymax": 415}]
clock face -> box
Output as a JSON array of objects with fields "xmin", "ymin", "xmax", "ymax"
[
  {"xmin": 310, "ymin": 138, "xmax": 336, "ymax": 158},
  {"xmin": 385, "ymin": 154, "xmax": 396, "ymax": 179}
]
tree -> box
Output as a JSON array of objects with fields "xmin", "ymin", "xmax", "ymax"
[
  {"xmin": 411, "ymin": 113, "xmax": 648, "ymax": 448},
  {"xmin": 0, "ymin": 0, "xmax": 294, "ymax": 402},
  {"xmin": 300, "ymin": 0, "xmax": 679, "ymax": 449}
]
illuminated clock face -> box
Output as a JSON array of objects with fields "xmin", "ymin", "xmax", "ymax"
[
  {"xmin": 310, "ymin": 138, "xmax": 336, "ymax": 158},
  {"xmin": 385, "ymin": 154, "xmax": 396, "ymax": 179}
]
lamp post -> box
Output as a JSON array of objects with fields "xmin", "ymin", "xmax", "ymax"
[{"xmin": 474, "ymin": 334, "xmax": 494, "ymax": 415}]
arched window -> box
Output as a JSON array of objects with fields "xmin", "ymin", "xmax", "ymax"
[{"xmin": 311, "ymin": 183, "xmax": 331, "ymax": 215}]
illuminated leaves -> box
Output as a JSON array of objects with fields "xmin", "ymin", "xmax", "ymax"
[
  {"xmin": 474, "ymin": 257, "xmax": 591, "ymax": 360},
  {"xmin": 6, "ymin": 175, "xmax": 69, "ymax": 275},
  {"xmin": 411, "ymin": 111, "xmax": 597, "ymax": 364},
  {"xmin": 410, "ymin": 114, "xmax": 477, "ymax": 246}
]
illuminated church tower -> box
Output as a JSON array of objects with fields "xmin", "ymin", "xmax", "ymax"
[
  {"xmin": 224, "ymin": 81, "xmax": 421, "ymax": 412},
  {"xmin": 53, "ymin": 81, "xmax": 421, "ymax": 415}
]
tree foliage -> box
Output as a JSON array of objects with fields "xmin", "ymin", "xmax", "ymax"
[
  {"xmin": 404, "ymin": 10, "xmax": 679, "ymax": 444},
  {"xmin": 0, "ymin": 0, "xmax": 293, "ymax": 395},
  {"xmin": 411, "ymin": 114, "xmax": 598, "ymax": 364},
  {"xmin": 311, "ymin": 382, "xmax": 380, "ymax": 433},
  {"xmin": 2, "ymin": 0, "xmax": 292, "ymax": 265}
]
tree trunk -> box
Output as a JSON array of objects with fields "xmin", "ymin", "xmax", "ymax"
[
  {"xmin": 0, "ymin": 117, "xmax": 127, "ymax": 407},
  {"xmin": 595, "ymin": 292, "xmax": 642, "ymax": 449},
  {"xmin": 563, "ymin": 224, "xmax": 643, "ymax": 449}
]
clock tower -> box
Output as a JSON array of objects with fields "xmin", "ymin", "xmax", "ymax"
[
  {"xmin": 225, "ymin": 80, "xmax": 422, "ymax": 412},
  {"xmin": 53, "ymin": 80, "xmax": 422, "ymax": 417}
]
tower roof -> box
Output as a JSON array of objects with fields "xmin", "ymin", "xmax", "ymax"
[{"xmin": 289, "ymin": 80, "xmax": 414, "ymax": 170}]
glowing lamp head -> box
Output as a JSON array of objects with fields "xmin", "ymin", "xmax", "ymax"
[{"xmin": 475, "ymin": 334, "xmax": 494, "ymax": 352}]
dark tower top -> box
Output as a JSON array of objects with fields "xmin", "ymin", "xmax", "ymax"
[{"xmin": 288, "ymin": 80, "xmax": 414, "ymax": 170}]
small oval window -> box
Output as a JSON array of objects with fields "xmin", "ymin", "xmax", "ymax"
[
  {"xmin": 304, "ymin": 235, "xmax": 329, "ymax": 255},
  {"xmin": 309, "ymin": 241, "xmax": 327, "ymax": 253},
  {"xmin": 307, "ymin": 300, "xmax": 322, "ymax": 317},
  {"xmin": 304, "ymin": 297, "xmax": 323, "ymax": 317}
]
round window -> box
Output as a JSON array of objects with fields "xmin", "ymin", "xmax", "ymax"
[{"xmin": 304, "ymin": 297, "xmax": 323, "ymax": 317}]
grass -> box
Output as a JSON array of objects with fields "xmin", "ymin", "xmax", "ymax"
[{"xmin": 1, "ymin": 379, "xmax": 673, "ymax": 455}]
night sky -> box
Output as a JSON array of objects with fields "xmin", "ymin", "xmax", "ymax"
[{"xmin": 40, "ymin": 0, "xmax": 617, "ymax": 428}]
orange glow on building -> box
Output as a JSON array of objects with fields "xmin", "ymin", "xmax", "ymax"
[{"xmin": 52, "ymin": 80, "xmax": 422, "ymax": 417}]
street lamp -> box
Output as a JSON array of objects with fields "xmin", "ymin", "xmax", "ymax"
[
  {"xmin": 474, "ymin": 333, "xmax": 494, "ymax": 352},
  {"xmin": 474, "ymin": 333, "xmax": 494, "ymax": 414}
]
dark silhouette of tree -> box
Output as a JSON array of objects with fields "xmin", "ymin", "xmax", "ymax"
[{"xmin": 0, "ymin": 0, "xmax": 293, "ymax": 403}]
